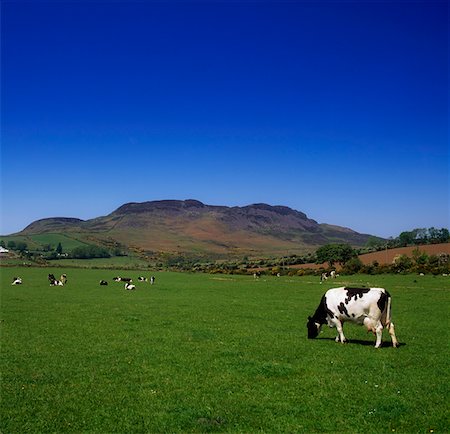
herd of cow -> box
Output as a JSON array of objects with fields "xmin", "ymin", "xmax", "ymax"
[
  {"xmin": 10, "ymin": 273, "xmax": 399, "ymax": 348},
  {"xmin": 11, "ymin": 273, "xmax": 156, "ymax": 290}
]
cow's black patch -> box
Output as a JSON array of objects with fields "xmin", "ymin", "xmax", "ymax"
[
  {"xmin": 344, "ymin": 287, "xmax": 370, "ymax": 304},
  {"xmin": 307, "ymin": 295, "xmax": 334, "ymax": 338},
  {"xmin": 377, "ymin": 291, "xmax": 389, "ymax": 313},
  {"xmin": 337, "ymin": 302, "xmax": 349, "ymax": 316}
]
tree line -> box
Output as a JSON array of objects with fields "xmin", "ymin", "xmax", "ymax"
[
  {"xmin": 0, "ymin": 240, "xmax": 121, "ymax": 260},
  {"xmin": 365, "ymin": 227, "xmax": 449, "ymax": 250}
]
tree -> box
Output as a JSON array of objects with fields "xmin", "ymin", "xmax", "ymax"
[
  {"xmin": 56, "ymin": 243, "xmax": 63, "ymax": 254},
  {"xmin": 7, "ymin": 241, "xmax": 16, "ymax": 250},
  {"xmin": 365, "ymin": 236, "xmax": 384, "ymax": 249},
  {"xmin": 398, "ymin": 231, "xmax": 415, "ymax": 247},
  {"xmin": 16, "ymin": 242, "xmax": 27, "ymax": 252},
  {"xmin": 71, "ymin": 245, "xmax": 110, "ymax": 259},
  {"xmin": 316, "ymin": 243, "xmax": 356, "ymax": 267}
]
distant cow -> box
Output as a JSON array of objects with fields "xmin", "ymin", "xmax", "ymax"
[
  {"xmin": 307, "ymin": 287, "xmax": 399, "ymax": 348},
  {"xmin": 329, "ymin": 270, "xmax": 336, "ymax": 279},
  {"xmin": 99, "ymin": 280, "xmax": 108, "ymax": 286},
  {"xmin": 12, "ymin": 277, "xmax": 22, "ymax": 285},
  {"xmin": 113, "ymin": 277, "xmax": 132, "ymax": 283},
  {"xmin": 121, "ymin": 277, "xmax": 133, "ymax": 283},
  {"xmin": 138, "ymin": 276, "xmax": 148, "ymax": 282},
  {"xmin": 125, "ymin": 282, "xmax": 136, "ymax": 290},
  {"xmin": 150, "ymin": 276, "xmax": 155, "ymax": 285},
  {"xmin": 48, "ymin": 273, "xmax": 64, "ymax": 286},
  {"xmin": 60, "ymin": 274, "xmax": 67, "ymax": 284},
  {"xmin": 320, "ymin": 272, "xmax": 328, "ymax": 283}
]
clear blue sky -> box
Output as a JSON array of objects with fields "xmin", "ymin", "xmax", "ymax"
[{"xmin": 1, "ymin": 1, "xmax": 448, "ymax": 238}]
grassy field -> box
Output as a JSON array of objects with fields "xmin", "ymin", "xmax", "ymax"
[
  {"xmin": 47, "ymin": 255, "xmax": 150, "ymax": 269},
  {"xmin": 1, "ymin": 268, "xmax": 448, "ymax": 433},
  {"xmin": 0, "ymin": 233, "xmax": 90, "ymax": 251}
]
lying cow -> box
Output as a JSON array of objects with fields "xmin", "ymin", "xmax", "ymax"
[
  {"xmin": 307, "ymin": 287, "xmax": 399, "ymax": 348},
  {"xmin": 48, "ymin": 273, "xmax": 64, "ymax": 286},
  {"xmin": 99, "ymin": 280, "xmax": 108, "ymax": 286},
  {"xmin": 12, "ymin": 277, "xmax": 22, "ymax": 285},
  {"xmin": 113, "ymin": 276, "xmax": 132, "ymax": 282}
]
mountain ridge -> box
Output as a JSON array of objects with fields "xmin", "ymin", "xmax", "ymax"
[{"xmin": 18, "ymin": 199, "xmax": 376, "ymax": 257}]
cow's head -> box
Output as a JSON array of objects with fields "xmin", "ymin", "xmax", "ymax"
[{"xmin": 307, "ymin": 316, "xmax": 321, "ymax": 339}]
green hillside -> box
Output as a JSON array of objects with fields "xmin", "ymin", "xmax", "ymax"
[
  {"xmin": 1, "ymin": 233, "xmax": 90, "ymax": 252},
  {"xmin": 10, "ymin": 200, "xmax": 376, "ymax": 259}
]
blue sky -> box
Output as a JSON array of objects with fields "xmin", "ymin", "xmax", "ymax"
[{"xmin": 1, "ymin": 1, "xmax": 448, "ymax": 238}]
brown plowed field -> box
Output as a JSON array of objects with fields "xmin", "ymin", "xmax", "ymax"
[{"xmin": 292, "ymin": 242, "xmax": 450, "ymax": 270}]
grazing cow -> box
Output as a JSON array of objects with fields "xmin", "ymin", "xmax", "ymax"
[
  {"xmin": 138, "ymin": 276, "xmax": 148, "ymax": 282},
  {"xmin": 125, "ymin": 282, "xmax": 136, "ymax": 290},
  {"xmin": 12, "ymin": 277, "xmax": 22, "ymax": 285},
  {"xmin": 307, "ymin": 287, "xmax": 399, "ymax": 348},
  {"xmin": 99, "ymin": 280, "xmax": 108, "ymax": 286},
  {"xmin": 150, "ymin": 276, "xmax": 155, "ymax": 285}
]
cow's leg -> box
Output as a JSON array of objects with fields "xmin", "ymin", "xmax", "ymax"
[
  {"xmin": 363, "ymin": 317, "xmax": 381, "ymax": 347},
  {"xmin": 334, "ymin": 320, "xmax": 347, "ymax": 343},
  {"xmin": 374, "ymin": 323, "xmax": 384, "ymax": 348},
  {"xmin": 389, "ymin": 322, "xmax": 399, "ymax": 348}
]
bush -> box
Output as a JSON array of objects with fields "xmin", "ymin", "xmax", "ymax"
[
  {"xmin": 341, "ymin": 257, "xmax": 363, "ymax": 274},
  {"xmin": 71, "ymin": 245, "xmax": 111, "ymax": 259}
]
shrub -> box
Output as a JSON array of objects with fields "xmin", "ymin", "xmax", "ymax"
[{"xmin": 341, "ymin": 257, "xmax": 363, "ymax": 274}]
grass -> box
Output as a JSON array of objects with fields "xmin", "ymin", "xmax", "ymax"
[
  {"xmin": 1, "ymin": 269, "xmax": 448, "ymax": 433},
  {"xmin": 48, "ymin": 255, "xmax": 150, "ymax": 269},
  {"xmin": 0, "ymin": 233, "xmax": 89, "ymax": 251}
]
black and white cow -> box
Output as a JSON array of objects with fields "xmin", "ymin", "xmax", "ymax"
[
  {"xmin": 48, "ymin": 274, "xmax": 64, "ymax": 286},
  {"xmin": 12, "ymin": 277, "xmax": 22, "ymax": 285},
  {"xmin": 125, "ymin": 282, "xmax": 136, "ymax": 290},
  {"xmin": 121, "ymin": 277, "xmax": 133, "ymax": 283},
  {"xmin": 307, "ymin": 287, "xmax": 399, "ymax": 348},
  {"xmin": 99, "ymin": 280, "xmax": 108, "ymax": 286},
  {"xmin": 150, "ymin": 276, "xmax": 155, "ymax": 285},
  {"xmin": 113, "ymin": 276, "xmax": 133, "ymax": 283},
  {"xmin": 138, "ymin": 276, "xmax": 148, "ymax": 282}
]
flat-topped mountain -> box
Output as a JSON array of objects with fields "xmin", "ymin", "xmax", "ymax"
[{"xmin": 19, "ymin": 200, "xmax": 374, "ymax": 257}]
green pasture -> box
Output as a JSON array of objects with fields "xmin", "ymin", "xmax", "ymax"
[
  {"xmin": 1, "ymin": 233, "xmax": 89, "ymax": 251},
  {"xmin": 48, "ymin": 255, "xmax": 150, "ymax": 269},
  {"xmin": 1, "ymin": 269, "xmax": 448, "ymax": 433}
]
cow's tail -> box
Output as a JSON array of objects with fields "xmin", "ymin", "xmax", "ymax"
[{"xmin": 381, "ymin": 290, "xmax": 392, "ymax": 327}]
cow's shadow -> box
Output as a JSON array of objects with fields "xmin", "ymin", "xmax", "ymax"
[{"xmin": 318, "ymin": 337, "xmax": 406, "ymax": 348}]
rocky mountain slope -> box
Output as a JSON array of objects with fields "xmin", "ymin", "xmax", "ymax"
[{"xmin": 20, "ymin": 199, "xmax": 374, "ymax": 257}]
